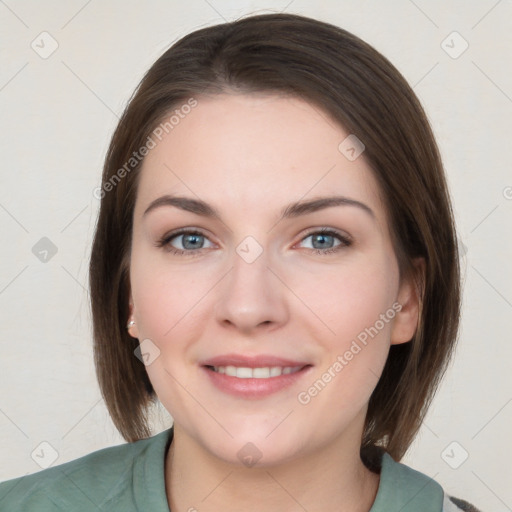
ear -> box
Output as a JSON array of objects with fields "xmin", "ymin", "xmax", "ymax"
[
  {"xmin": 390, "ymin": 258, "xmax": 425, "ymax": 345},
  {"xmin": 127, "ymin": 293, "xmax": 140, "ymax": 339}
]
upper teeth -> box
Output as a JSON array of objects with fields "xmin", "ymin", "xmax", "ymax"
[{"xmin": 212, "ymin": 366, "xmax": 302, "ymax": 378}]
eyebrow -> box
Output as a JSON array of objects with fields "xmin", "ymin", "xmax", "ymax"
[{"xmin": 142, "ymin": 194, "xmax": 375, "ymax": 221}]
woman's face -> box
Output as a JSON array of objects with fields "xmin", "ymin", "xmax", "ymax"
[{"xmin": 128, "ymin": 93, "xmax": 419, "ymax": 465}]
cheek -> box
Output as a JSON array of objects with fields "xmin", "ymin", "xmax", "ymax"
[
  {"xmin": 129, "ymin": 254, "xmax": 209, "ymax": 419},
  {"xmin": 292, "ymin": 261, "xmax": 399, "ymax": 421},
  {"xmin": 289, "ymin": 253, "xmax": 399, "ymax": 405},
  {"xmin": 130, "ymin": 249, "xmax": 213, "ymax": 340},
  {"xmin": 289, "ymin": 254, "xmax": 399, "ymax": 347}
]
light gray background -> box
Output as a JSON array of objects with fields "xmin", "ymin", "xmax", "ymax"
[{"xmin": 1, "ymin": 1, "xmax": 511, "ymax": 510}]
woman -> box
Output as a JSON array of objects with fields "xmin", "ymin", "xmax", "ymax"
[{"xmin": 0, "ymin": 12, "xmax": 481, "ymax": 512}]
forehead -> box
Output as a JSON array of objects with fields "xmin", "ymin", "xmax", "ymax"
[{"xmin": 134, "ymin": 93, "xmax": 385, "ymax": 221}]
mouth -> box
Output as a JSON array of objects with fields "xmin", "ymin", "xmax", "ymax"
[
  {"xmin": 205, "ymin": 364, "xmax": 308, "ymax": 378},
  {"xmin": 201, "ymin": 359, "xmax": 313, "ymax": 399}
]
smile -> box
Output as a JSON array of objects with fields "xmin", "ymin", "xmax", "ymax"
[
  {"xmin": 202, "ymin": 364, "xmax": 313, "ymax": 399},
  {"xmin": 208, "ymin": 365, "xmax": 304, "ymax": 378}
]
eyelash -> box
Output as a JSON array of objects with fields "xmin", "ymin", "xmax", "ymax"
[{"xmin": 156, "ymin": 228, "xmax": 352, "ymax": 257}]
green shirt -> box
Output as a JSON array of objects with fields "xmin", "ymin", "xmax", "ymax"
[{"xmin": 0, "ymin": 427, "xmax": 468, "ymax": 511}]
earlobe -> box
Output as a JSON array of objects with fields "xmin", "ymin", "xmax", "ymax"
[
  {"xmin": 390, "ymin": 258, "xmax": 425, "ymax": 345},
  {"xmin": 127, "ymin": 320, "xmax": 139, "ymax": 339}
]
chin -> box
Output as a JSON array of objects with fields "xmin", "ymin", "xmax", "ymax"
[
  {"xmin": 217, "ymin": 437, "xmax": 302, "ymax": 469},
  {"xmin": 191, "ymin": 421, "xmax": 307, "ymax": 468}
]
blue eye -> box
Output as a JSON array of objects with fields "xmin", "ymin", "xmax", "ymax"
[
  {"xmin": 298, "ymin": 229, "xmax": 352, "ymax": 255},
  {"xmin": 157, "ymin": 229, "xmax": 214, "ymax": 256}
]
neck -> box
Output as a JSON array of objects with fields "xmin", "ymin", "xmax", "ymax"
[{"xmin": 165, "ymin": 420, "xmax": 380, "ymax": 512}]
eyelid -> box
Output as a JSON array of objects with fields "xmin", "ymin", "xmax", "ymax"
[{"xmin": 296, "ymin": 226, "xmax": 352, "ymax": 243}]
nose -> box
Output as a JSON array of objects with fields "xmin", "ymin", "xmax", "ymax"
[{"xmin": 214, "ymin": 245, "xmax": 289, "ymax": 335}]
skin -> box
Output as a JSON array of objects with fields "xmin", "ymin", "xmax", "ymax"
[{"xmin": 127, "ymin": 93, "xmax": 421, "ymax": 512}]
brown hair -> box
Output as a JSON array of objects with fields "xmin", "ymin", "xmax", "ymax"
[{"xmin": 89, "ymin": 12, "xmax": 460, "ymax": 460}]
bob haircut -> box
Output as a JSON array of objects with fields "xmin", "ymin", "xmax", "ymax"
[{"xmin": 89, "ymin": 12, "xmax": 461, "ymax": 461}]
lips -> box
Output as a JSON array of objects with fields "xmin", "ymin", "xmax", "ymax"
[
  {"xmin": 200, "ymin": 353, "xmax": 311, "ymax": 368},
  {"xmin": 200, "ymin": 353, "xmax": 313, "ymax": 399}
]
